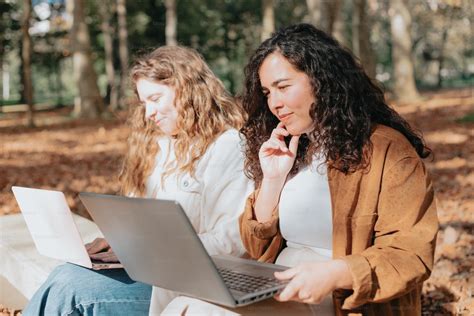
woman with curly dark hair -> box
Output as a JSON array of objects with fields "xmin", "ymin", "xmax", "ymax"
[
  {"xmin": 234, "ymin": 23, "xmax": 438, "ymax": 315},
  {"xmin": 160, "ymin": 24, "xmax": 438, "ymax": 315}
]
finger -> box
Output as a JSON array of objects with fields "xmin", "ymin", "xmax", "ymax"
[
  {"xmin": 298, "ymin": 289, "xmax": 312, "ymax": 301},
  {"xmin": 89, "ymin": 251, "xmax": 109, "ymax": 260},
  {"xmin": 266, "ymin": 132, "xmax": 289, "ymax": 152},
  {"xmin": 85, "ymin": 237, "xmax": 100, "ymax": 250},
  {"xmin": 261, "ymin": 139, "xmax": 287, "ymax": 155},
  {"xmin": 269, "ymin": 138, "xmax": 289, "ymax": 153},
  {"xmin": 90, "ymin": 251, "xmax": 118, "ymax": 262},
  {"xmin": 274, "ymin": 267, "xmax": 298, "ymax": 280},
  {"xmin": 270, "ymin": 127, "xmax": 290, "ymax": 139},
  {"xmin": 276, "ymin": 278, "xmax": 301, "ymax": 301},
  {"xmin": 100, "ymin": 253, "xmax": 119, "ymax": 263},
  {"xmin": 288, "ymin": 135, "xmax": 300, "ymax": 156},
  {"xmin": 275, "ymin": 294, "xmax": 313, "ymax": 304},
  {"xmin": 86, "ymin": 238, "xmax": 109, "ymax": 255}
]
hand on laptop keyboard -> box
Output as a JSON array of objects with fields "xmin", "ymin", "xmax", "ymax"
[
  {"xmin": 89, "ymin": 249, "xmax": 120, "ymax": 263},
  {"xmin": 86, "ymin": 237, "xmax": 110, "ymax": 254},
  {"xmin": 86, "ymin": 238, "xmax": 119, "ymax": 263}
]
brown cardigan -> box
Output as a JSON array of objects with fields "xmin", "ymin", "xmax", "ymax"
[{"xmin": 239, "ymin": 125, "xmax": 438, "ymax": 315}]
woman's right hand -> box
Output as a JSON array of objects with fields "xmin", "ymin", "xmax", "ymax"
[
  {"xmin": 259, "ymin": 122, "xmax": 300, "ymax": 181},
  {"xmin": 85, "ymin": 237, "xmax": 110, "ymax": 255},
  {"xmin": 254, "ymin": 123, "xmax": 300, "ymax": 223}
]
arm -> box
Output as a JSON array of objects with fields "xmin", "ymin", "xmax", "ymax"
[
  {"xmin": 238, "ymin": 189, "xmax": 284, "ymax": 262},
  {"xmin": 254, "ymin": 123, "xmax": 300, "ymax": 223},
  {"xmin": 239, "ymin": 123, "xmax": 300, "ymax": 262},
  {"xmin": 197, "ymin": 131, "xmax": 254, "ymax": 257},
  {"xmin": 342, "ymin": 157, "xmax": 438, "ymax": 308}
]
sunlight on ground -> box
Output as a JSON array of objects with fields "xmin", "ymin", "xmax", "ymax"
[{"xmin": 1, "ymin": 88, "xmax": 473, "ymax": 315}]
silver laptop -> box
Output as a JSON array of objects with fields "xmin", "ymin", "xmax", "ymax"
[
  {"xmin": 79, "ymin": 192, "xmax": 289, "ymax": 307},
  {"xmin": 11, "ymin": 186, "xmax": 123, "ymax": 270}
]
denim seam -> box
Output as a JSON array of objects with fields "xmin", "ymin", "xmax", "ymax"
[{"xmin": 63, "ymin": 300, "xmax": 151, "ymax": 316}]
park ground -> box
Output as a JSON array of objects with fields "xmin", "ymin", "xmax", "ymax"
[{"xmin": 0, "ymin": 87, "xmax": 473, "ymax": 315}]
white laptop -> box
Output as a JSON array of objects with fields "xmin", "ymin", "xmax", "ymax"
[{"xmin": 11, "ymin": 186, "xmax": 122, "ymax": 270}]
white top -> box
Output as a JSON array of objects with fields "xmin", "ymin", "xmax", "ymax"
[
  {"xmin": 276, "ymin": 155, "xmax": 333, "ymax": 267},
  {"xmin": 149, "ymin": 129, "xmax": 254, "ymax": 314},
  {"xmin": 276, "ymin": 156, "xmax": 334, "ymax": 314},
  {"xmin": 159, "ymin": 156, "xmax": 335, "ymax": 316}
]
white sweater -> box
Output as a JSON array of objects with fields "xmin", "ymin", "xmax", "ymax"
[{"xmin": 148, "ymin": 129, "xmax": 254, "ymax": 315}]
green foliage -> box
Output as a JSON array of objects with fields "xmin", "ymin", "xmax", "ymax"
[
  {"xmin": 127, "ymin": 0, "xmax": 166, "ymax": 52},
  {"xmin": 0, "ymin": 0, "xmax": 21, "ymax": 53},
  {"xmin": 457, "ymin": 112, "xmax": 474, "ymax": 123},
  {"xmin": 2, "ymin": 0, "xmax": 472, "ymax": 106},
  {"xmin": 176, "ymin": 0, "xmax": 261, "ymax": 92}
]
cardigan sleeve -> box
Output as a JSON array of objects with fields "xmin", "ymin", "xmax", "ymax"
[
  {"xmin": 238, "ymin": 189, "xmax": 285, "ymax": 263},
  {"xmin": 341, "ymin": 156, "xmax": 438, "ymax": 309}
]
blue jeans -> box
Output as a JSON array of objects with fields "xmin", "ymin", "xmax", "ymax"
[{"xmin": 23, "ymin": 264, "xmax": 152, "ymax": 316}]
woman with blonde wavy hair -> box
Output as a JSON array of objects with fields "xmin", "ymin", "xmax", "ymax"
[{"xmin": 23, "ymin": 46, "xmax": 253, "ymax": 316}]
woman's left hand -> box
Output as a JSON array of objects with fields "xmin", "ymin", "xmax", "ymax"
[{"xmin": 274, "ymin": 260, "xmax": 353, "ymax": 304}]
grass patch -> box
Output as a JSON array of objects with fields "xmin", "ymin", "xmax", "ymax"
[
  {"xmin": 0, "ymin": 99, "xmax": 22, "ymax": 106},
  {"xmin": 456, "ymin": 112, "xmax": 474, "ymax": 123}
]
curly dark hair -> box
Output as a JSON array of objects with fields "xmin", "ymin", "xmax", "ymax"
[{"xmin": 241, "ymin": 23, "xmax": 431, "ymax": 185}]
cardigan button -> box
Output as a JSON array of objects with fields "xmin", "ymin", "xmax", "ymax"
[{"xmin": 183, "ymin": 180, "xmax": 189, "ymax": 187}]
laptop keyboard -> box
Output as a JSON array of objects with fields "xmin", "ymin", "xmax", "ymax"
[{"xmin": 218, "ymin": 268, "xmax": 283, "ymax": 293}]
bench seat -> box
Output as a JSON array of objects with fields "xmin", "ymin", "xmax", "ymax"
[{"xmin": 0, "ymin": 213, "xmax": 102, "ymax": 309}]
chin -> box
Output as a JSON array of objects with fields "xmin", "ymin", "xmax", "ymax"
[
  {"xmin": 159, "ymin": 128, "xmax": 173, "ymax": 137},
  {"xmin": 285, "ymin": 126, "xmax": 304, "ymax": 136}
]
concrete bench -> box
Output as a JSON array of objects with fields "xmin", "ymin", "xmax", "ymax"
[{"xmin": 0, "ymin": 213, "xmax": 102, "ymax": 310}]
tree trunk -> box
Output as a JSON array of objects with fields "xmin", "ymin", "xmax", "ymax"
[
  {"xmin": 117, "ymin": 0, "xmax": 129, "ymax": 109},
  {"xmin": 99, "ymin": 0, "xmax": 118, "ymax": 110},
  {"xmin": 69, "ymin": 0, "xmax": 104, "ymax": 118},
  {"xmin": 306, "ymin": 0, "xmax": 321, "ymax": 27},
  {"xmin": 332, "ymin": 0, "xmax": 346, "ymax": 46},
  {"xmin": 437, "ymin": 28, "xmax": 449, "ymax": 89},
  {"xmin": 2, "ymin": 63, "xmax": 9, "ymax": 103},
  {"xmin": 389, "ymin": 0, "xmax": 419, "ymax": 102},
  {"xmin": 0, "ymin": 32, "xmax": 4, "ymax": 104},
  {"xmin": 320, "ymin": 0, "xmax": 346, "ymax": 45},
  {"xmin": 437, "ymin": 9, "xmax": 453, "ymax": 89},
  {"xmin": 54, "ymin": 59, "xmax": 63, "ymax": 106},
  {"xmin": 352, "ymin": 0, "xmax": 376, "ymax": 79},
  {"xmin": 261, "ymin": 0, "xmax": 275, "ymax": 41},
  {"xmin": 21, "ymin": 0, "xmax": 34, "ymax": 127},
  {"xmin": 164, "ymin": 0, "xmax": 177, "ymax": 46}
]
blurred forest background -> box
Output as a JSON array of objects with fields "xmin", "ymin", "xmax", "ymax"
[{"xmin": 0, "ymin": 0, "xmax": 473, "ymax": 315}]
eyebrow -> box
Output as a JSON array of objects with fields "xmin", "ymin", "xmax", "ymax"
[{"xmin": 261, "ymin": 78, "xmax": 291, "ymax": 90}]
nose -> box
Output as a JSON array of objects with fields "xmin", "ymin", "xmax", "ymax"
[
  {"xmin": 145, "ymin": 102, "xmax": 156, "ymax": 120},
  {"xmin": 267, "ymin": 91, "xmax": 283, "ymax": 112}
]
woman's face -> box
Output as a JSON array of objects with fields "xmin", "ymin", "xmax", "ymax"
[
  {"xmin": 136, "ymin": 78, "xmax": 179, "ymax": 137},
  {"xmin": 259, "ymin": 52, "xmax": 315, "ymax": 135}
]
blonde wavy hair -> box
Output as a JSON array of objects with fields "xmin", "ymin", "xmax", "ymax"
[{"xmin": 119, "ymin": 46, "xmax": 246, "ymax": 197}]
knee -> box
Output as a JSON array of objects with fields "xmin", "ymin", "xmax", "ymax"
[
  {"xmin": 24, "ymin": 264, "xmax": 87, "ymax": 315},
  {"xmin": 42, "ymin": 264, "xmax": 93, "ymax": 299},
  {"xmin": 50, "ymin": 263, "xmax": 84, "ymax": 278},
  {"xmin": 48, "ymin": 264, "xmax": 85, "ymax": 288}
]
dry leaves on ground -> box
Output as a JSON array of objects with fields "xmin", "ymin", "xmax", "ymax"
[{"xmin": 0, "ymin": 88, "xmax": 473, "ymax": 315}]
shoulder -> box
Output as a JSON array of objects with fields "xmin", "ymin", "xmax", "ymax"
[
  {"xmin": 208, "ymin": 129, "xmax": 244, "ymax": 156},
  {"xmin": 199, "ymin": 129, "xmax": 246, "ymax": 178},
  {"xmin": 214, "ymin": 129, "xmax": 243, "ymax": 145},
  {"xmin": 370, "ymin": 124, "xmax": 421, "ymax": 168}
]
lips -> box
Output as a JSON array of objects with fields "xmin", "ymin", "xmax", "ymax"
[
  {"xmin": 153, "ymin": 115, "xmax": 165, "ymax": 124},
  {"xmin": 278, "ymin": 112, "xmax": 293, "ymax": 121}
]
